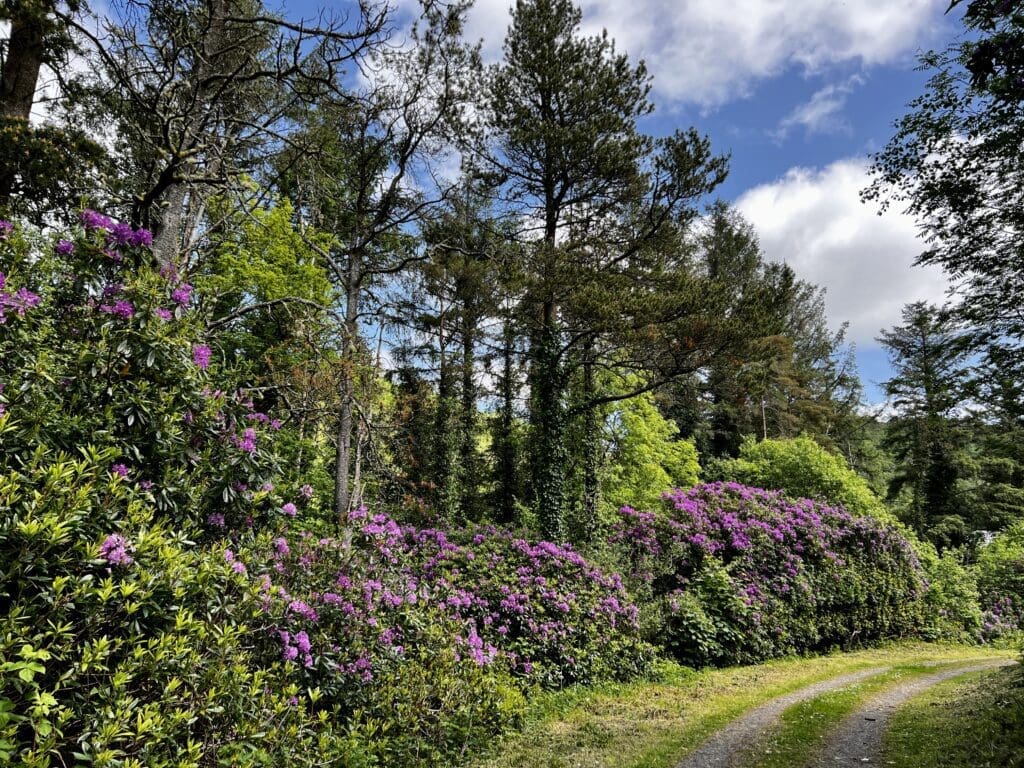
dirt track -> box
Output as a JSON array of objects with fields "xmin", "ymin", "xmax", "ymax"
[
  {"xmin": 810, "ymin": 660, "xmax": 1017, "ymax": 767},
  {"xmin": 676, "ymin": 659, "xmax": 1018, "ymax": 768},
  {"xmin": 674, "ymin": 666, "xmax": 889, "ymax": 768}
]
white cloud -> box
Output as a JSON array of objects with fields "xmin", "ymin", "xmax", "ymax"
[
  {"xmin": 402, "ymin": 0, "xmax": 947, "ymax": 106},
  {"xmin": 773, "ymin": 75, "xmax": 866, "ymax": 140},
  {"xmin": 735, "ymin": 158, "xmax": 950, "ymax": 345}
]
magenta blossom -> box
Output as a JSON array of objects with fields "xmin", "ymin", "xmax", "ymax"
[
  {"xmin": 172, "ymin": 283, "xmax": 193, "ymax": 306},
  {"xmin": 192, "ymin": 344, "xmax": 212, "ymax": 370},
  {"xmin": 99, "ymin": 534, "xmax": 134, "ymax": 566},
  {"xmin": 100, "ymin": 299, "xmax": 135, "ymax": 319},
  {"xmin": 282, "ymin": 502, "xmax": 298, "ymax": 517},
  {"xmin": 80, "ymin": 209, "xmax": 113, "ymax": 231},
  {"xmin": 55, "ymin": 239, "xmax": 75, "ymax": 256}
]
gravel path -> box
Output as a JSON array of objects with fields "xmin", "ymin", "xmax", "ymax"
[
  {"xmin": 674, "ymin": 666, "xmax": 890, "ymax": 768},
  {"xmin": 811, "ymin": 659, "xmax": 1017, "ymax": 767}
]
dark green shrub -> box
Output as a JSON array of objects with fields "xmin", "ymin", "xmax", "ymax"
[{"xmin": 0, "ymin": 442, "xmax": 363, "ymax": 768}]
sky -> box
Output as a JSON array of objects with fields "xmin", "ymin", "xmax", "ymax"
[
  {"xmin": 13, "ymin": 0, "xmax": 962, "ymax": 403},
  {"xmin": 378, "ymin": 0, "xmax": 961, "ymax": 403}
]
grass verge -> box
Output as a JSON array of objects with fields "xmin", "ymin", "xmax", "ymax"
[
  {"xmin": 470, "ymin": 643, "xmax": 1016, "ymax": 768},
  {"xmin": 882, "ymin": 660, "xmax": 1024, "ymax": 767}
]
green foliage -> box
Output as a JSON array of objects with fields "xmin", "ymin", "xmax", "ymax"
[
  {"xmin": 710, "ymin": 436, "xmax": 890, "ymax": 521},
  {"xmin": 866, "ymin": 1, "xmax": 1024, "ymax": 345},
  {"xmin": 0, "ymin": 118, "xmax": 108, "ymax": 225},
  {"xmin": 0, "ymin": 219, "xmax": 283, "ymax": 531},
  {"xmin": 975, "ymin": 521, "xmax": 1024, "ymax": 637},
  {"xmin": 603, "ymin": 390, "xmax": 700, "ymax": 514},
  {"xmin": 198, "ymin": 193, "xmax": 334, "ymax": 308},
  {"xmin": 879, "ymin": 303, "xmax": 972, "ymax": 543},
  {"xmin": 0, "ymin": 444, "xmax": 357, "ymax": 767},
  {"xmin": 915, "ymin": 544, "xmax": 983, "ymax": 641}
]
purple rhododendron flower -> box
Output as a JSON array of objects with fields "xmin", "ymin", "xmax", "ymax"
[
  {"xmin": 154, "ymin": 307, "xmax": 173, "ymax": 321},
  {"xmin": 172, "ymin": 283, "xmax": 193, "ymax": 305},
  {"xmin": 282, "ymin": 502, "xmax": 297, "ymax": 517},
  {"xmin": 131, "ymin": 228, "xmax": 153, "ymax": 248},
  {"xmin": 0, "ymin": 282, "xmax": 41, "ymax": 324},
  {"xmin": 192, "ymin": 344, "xmax": 211, "ymax": 370},
  {"xmin": 100, "ymin": 299, "xmax": 135, "ymax": 319},
  {"xmin": 235, "ymin": 427, "xmax": 257, "ymax": 453},
  {"xmin": 80, "ymin": 209, "xmax": 113, "ymax": 231},
  {"xmin": 99, "ymin": 534, "xmax": 134, "ymax": 566},
  {"xmin": 55, "ymin": 239, "xmax": 75, "ymax": 255},
  {"xmin": 111, "ymin": 463, "xmax": 130, "ymax": 478},
  {"xmin": 300, "ymin": 484, "xmax": 314, "ymax": 499},
  {"xmin": 107, "ymin": 222, "xmax": 135, "ymax": 247},
  {"xmin": 0, "ymin": 220, "xmax": 12, "ymax": 239}
]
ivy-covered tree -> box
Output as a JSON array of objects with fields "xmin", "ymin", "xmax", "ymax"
[{"xmin": 485, "ymin": 0, "xmax": 727, "ymax": 540}]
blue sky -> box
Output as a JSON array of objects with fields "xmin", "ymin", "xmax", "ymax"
[{"xmin": 304, "ymin": 0, "xmax": 965, "ymax": 403}]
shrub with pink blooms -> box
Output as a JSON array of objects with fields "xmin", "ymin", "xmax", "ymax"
[
  {"xmin": 230, "ymin": 510, "xmax": 650, "ymax": 764},
  {"xmin": 0, "ymin": 216, "xmax": 286, "ymax": 533},
  {"xmin": 0, "ymin": 443, "xmax": 364, "ymax": 767},
  {"xmin": 611, "ymin": 482, "xmax": 929, "ymax": 666}
]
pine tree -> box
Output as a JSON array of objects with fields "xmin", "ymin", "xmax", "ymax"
[{"xmin": 879, "ymin": 302, "xmax": 972, "ymax": 544}]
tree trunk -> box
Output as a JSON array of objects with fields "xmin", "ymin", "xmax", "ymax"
[
  {"xmin": 435, "ymin": 294, "xmax": 461, "ymax": 524},
  {"xmin": 459, "ymin": 301, "xmax": 478, "ymax": 520},
  {"xmin": 0, "ymin": 6, "xmax": 47, "ymax": 121},
  {"xmin": 531, "ymin": 312, "xmax": 567, "ymax": 542},
  {"xmin": 151, "ymin": 183, "xmax": 187, "ymax": 267},
  {"xmin": 147, "ymin": 0, "xmax": 227, "ymax": 267},
  {"xmin": 494, "ymin": 307, "xmax": 518, "ymax": 525},
  {"xmin": 0, "ymin": 3, "xmax": 49, "ymax": 209},
  {"xmin": 334, "ymin": 254, "xmax": 362, "ymax": 522},
  {"xmin": 579, "ymin": 342, "xmax": 600, "ymax": 544}
]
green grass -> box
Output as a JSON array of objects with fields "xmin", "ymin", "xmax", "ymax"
[
  {"xmin": 739, "ymin": 664, "xmax": 957, "ymax": 768},
  {"xmin": 883, "ymin": 661, "xmax": 1024, "ymax": 768},
  {"xmin": 471, "ymin": 644, "xmax": 1016, "ymax": 768}
]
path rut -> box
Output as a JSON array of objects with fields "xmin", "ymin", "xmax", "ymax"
[
  {"xmin": 811, "ymin": 659, "xmax": 1017, "ymax": 767},
  {"xmin": 674, "ymin": 666, "xmax": 890, "ymax": 768}
]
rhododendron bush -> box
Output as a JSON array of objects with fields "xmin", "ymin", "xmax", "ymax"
[
  {"xmin": 612, "ymin": 482, "xmax": 929, "ymax": 666},
  {"xmin": 0, "ymin": 215, "xmax": 290, "ymax": 533},
  {"xmin": 247, "ymin": 511, "xmax": 651, "ymax": 696}
]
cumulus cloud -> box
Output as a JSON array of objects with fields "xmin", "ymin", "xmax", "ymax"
[
  {"xmin": 402, "ymin": 0, "xmax": 946, "ymax": 106},
  {"xmin": 772, "ymin": 75, "xmax": 866, "ymax": 140},
  {"xmin": 735, "ymin": 158, "xmax": 950, "ymax": 345}
]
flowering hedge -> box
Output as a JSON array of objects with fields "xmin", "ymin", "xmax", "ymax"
[
  {"xmin": 228, "ymin": 511, "xmax": 649, "ymax": 764},
  {"xmin": 611, "ymin": 482, "xmax": 929, "ymax": 666},
  {"xmin": 240, "ymin": 509, "xmax": 651, "ymax": 691}
]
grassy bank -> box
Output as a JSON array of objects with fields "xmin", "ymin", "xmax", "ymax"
[
  {"xmin": 471, "ymin": 643, "xmax": 1016, "ymax": 768},
  {"xmin": 883, "ymin": 661, "xmax": 1024, "ymax": 767}
]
